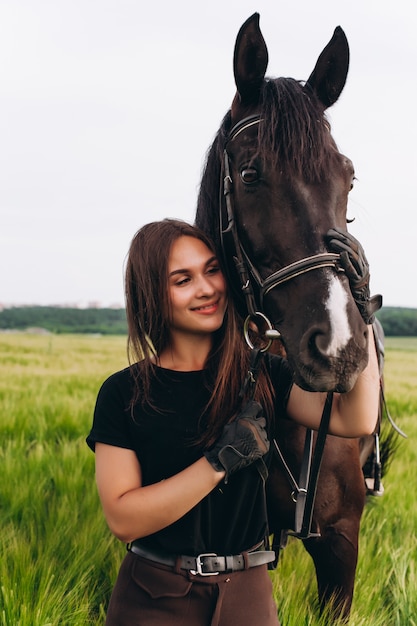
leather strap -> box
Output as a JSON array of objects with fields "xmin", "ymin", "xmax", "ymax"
[{"xmin": 128, "ymin": 541, "xmax": 275, "ymax": 576}]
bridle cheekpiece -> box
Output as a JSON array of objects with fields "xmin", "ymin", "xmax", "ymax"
[{"xmin": 220, "ymin": 114, "xmax": 343, "ymax": 348}]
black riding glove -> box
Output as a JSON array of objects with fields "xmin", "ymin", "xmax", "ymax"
[
  {"xmin": 326, "ymin": 227, "xmax": 382, "ymax": 324},
  {"xmin": 204, "ymin": 400, "xmax": 270, "ymax": 482}
]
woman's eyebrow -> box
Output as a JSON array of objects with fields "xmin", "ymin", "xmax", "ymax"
[{"xmin": 169, "ymin": 268, "xmax": 189, "ymax": 278}]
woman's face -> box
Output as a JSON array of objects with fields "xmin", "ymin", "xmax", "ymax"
[{"xmin": 167, "ymin": 236, "xmax": 227, "ymax": 337}]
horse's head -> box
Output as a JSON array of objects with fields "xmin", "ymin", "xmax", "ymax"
[{"xmin": 196, "ymin": 13, "xmax": 369, "ymax": 393}]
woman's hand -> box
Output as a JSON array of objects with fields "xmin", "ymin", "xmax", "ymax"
[
  {"xmin": 326, "ymin": 227, "xmax": 382, "ymax": 324},
  {"xmin": 204, "ymin": 400, "xmax": 269, "ymax": 482}
]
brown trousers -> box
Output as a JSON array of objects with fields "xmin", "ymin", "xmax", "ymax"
[{"xmin": 105, "ymin": 551, "xmax": 280, "ymax": 625}]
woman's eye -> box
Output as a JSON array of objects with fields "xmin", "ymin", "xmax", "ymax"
[
  {"xmin": 175, "ymin": 277, "xmax": 190, "ymax": 286},
  {"xmin": 240, "ymin": 167, "xmax": 259, "ymax": 184}
]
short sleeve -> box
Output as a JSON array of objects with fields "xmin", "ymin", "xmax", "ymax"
[{"xmin": 86, "ymin": 368, "xmax": 135, "ymax": 452}]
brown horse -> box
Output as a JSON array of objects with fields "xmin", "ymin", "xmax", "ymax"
[{"xmin": 196, "ymin": 13, "xmax": 382, "ymax": 620}]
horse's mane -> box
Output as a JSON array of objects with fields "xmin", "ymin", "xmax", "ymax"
[{"xmin": 196, "ymin": 77, "xmax": 339, "ymax": 243}]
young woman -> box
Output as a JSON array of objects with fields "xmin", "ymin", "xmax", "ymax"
[{"xmin": 87, "ymin": 219, "xmax": 380, "ymax": 625}]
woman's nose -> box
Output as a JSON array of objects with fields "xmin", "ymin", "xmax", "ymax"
[{"xmin": 195, "ymin": 275, "xmax": 215, "ymax": 296}]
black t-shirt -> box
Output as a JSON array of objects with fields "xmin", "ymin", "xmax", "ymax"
[{"xmin": 87, "ymin": 354, "xmax": 293, "ymax": 556}]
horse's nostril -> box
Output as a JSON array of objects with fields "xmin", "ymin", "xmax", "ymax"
[
  {"xmin": 313, "ymin": 332, "xmax": 329, "ymax": 357},
  {"xmin": 301, "ymin": 326, "xmax": 331, "ymax": 362}
]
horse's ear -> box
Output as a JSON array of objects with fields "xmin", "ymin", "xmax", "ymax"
[
  {"xmin": 305, "ymin": 26, "xmax": 349, "ymax": 109},
  {"xmin": 233, "ymin": 13, "xmax": 268, "ymax": 107}
]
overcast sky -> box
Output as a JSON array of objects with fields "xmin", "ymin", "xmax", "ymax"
[{"xmin": 1, "ymin": 0, "xmax": 416, "ymax": 308}]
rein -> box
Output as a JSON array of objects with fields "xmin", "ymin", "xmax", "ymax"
[{"xmin": 222, "ymin": 114, "xmax": 336, "ymax": 546}]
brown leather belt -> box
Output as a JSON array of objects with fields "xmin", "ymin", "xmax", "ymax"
[{"xmin": 128, "ymin": 540, "xmax": 275, "ymax": 576}]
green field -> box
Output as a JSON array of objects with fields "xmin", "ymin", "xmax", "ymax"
[{"xmin": 1, "ymin": 333, "xmax": 416, "ymax": 625}]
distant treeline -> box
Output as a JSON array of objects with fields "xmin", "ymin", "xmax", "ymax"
[
  {"xmin": 0, "ymin": 306, "xmax": 127, "ymax": 335},
  {"xmin": 1, "ymin": 305, "xmax": 417, "ymax": 336},
  {"xmin": 376, "ymin": 307, "xmax": 417, "ymax": 337}
]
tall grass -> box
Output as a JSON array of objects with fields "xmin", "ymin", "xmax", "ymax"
[{"xmin": 0, "ymin": 333, "xmax": 416, "ymax": 625}]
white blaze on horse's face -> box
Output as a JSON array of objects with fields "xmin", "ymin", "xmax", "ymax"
[{"xmin": 325, "ymin": 275, "xmax": 352, "ymax": 356}]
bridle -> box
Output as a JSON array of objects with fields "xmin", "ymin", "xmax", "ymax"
[
  {"xmin": 221, "ymin": 114, "xmax": 339, "ymax": 543},
  {"xmin": 221, "ymin": 114, "xmax": 343, "ymax": 343}
]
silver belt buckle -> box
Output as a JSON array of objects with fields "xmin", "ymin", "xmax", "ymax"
[{"xmin": 190, "ymin": 552, "xmax": 219, "ymax": 576}]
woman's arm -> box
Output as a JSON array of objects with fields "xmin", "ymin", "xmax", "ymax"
[
  {"xmin": 286, "ymin": 228, "xmax": 382, "ymax": 437},
  {"xmin": 95, "ymin": 401, "xmax": 269, "ymax": 543},
  {"xmin": 95, "ymin": 444, "xmax": 225, "ymax": 543},
  {"xmin": 286, "ymin": 325, "xmax": 380, "ymax": 437}
]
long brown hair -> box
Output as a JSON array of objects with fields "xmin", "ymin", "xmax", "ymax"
[{"xmin": 125, "ymin": 218, "xmax": 274, "ymax": 446}]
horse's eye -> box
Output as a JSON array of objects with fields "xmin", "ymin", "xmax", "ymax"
[{"xmin": 240, "ymin": 167, "xmax": 259, "ymax": 184}]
